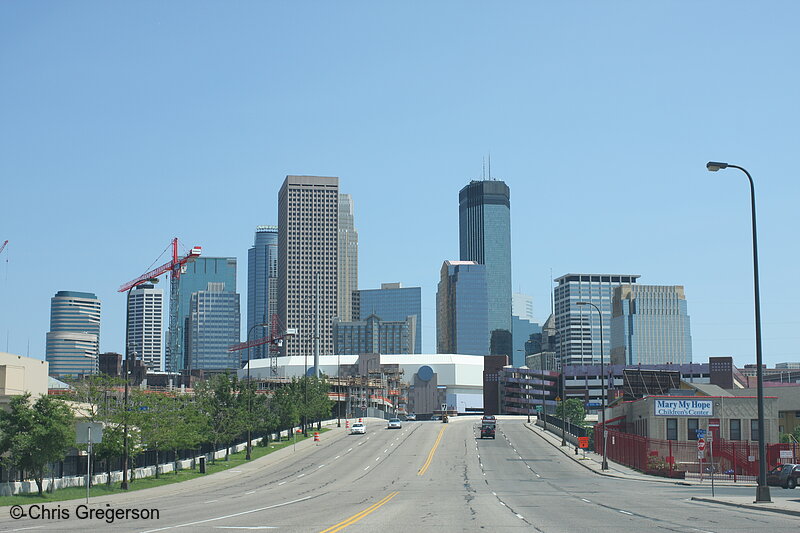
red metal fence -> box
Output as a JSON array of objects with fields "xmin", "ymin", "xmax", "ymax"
[{"xmin": 594, "ymin": 426, "xmax": 799, "ymax": 480}]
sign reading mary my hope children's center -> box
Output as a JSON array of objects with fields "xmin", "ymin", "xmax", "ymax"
[{"xmin": 654, "ymin": 399, "xmax": 713, "ymax": 417}]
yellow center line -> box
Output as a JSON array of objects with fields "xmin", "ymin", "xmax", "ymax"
[
  {"xmin": 417, "ymin": 425, "xmax": 446, "ymax": 476},
  {"xmin": 319, "ymin": 491, "xmax": 399, "ymax": 533}
]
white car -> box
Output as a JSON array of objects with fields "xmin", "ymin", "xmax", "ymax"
[
  {"xmin": 387, "ymin": 418, "xmax": 402, "ymax": 429},
  {"xmin": 350, "ymin": 423, "xmax": 366, "ymax": 435}
]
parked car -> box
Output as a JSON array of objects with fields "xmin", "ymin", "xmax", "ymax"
[
  {"xmin": 480, "ymin": 424, "xmax": 495, "ymax": 439},
  {"xmin": 350, "ymin": 422, "xmax": 366, "ymax": 435},
  {"xmin": 387, "ymin": 418, "xmax": 402, "ymax": 429},
  {"xmin": 430, "ymin": 415, "xmax": 440, "ymax": 421},
  {"xmin": 766, "ymin": 463, "xmax": 800, "ymax": 489}
]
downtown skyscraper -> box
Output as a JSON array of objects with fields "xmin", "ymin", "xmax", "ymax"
[
  {"xmin": 338, "ymin": 194, "xmax": 358, "ymax": 322},
  {"xmin": 278, "ymin": 175, "xmax": 339, "ymax": 358},
  {"xmin": 436, "ymin": 260, "xmax": 489, "ymax": 355},
  {"xmin": 45, "ymin": 291, "xmax": 101, "ymax": 377},
  {"xmin": 126, "ymin": 283, "xmax": 164, "ymax": 371},
  {"xmin": 459, "ymin": 180, "xmax": 512, "ymax": 350},
  {"xmin": 247, "ymin": 225, "xmax": 278, "ymax": 359}
]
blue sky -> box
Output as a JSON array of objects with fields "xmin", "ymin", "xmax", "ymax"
[{"xmin": 1, "ymin": 2, "xmax": 798, "ymax": 367}]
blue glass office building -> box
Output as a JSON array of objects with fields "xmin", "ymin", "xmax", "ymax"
[
  {"xmin": 610, "ymin": 284, "xmax": 692, "ymax": 365},
  {"xmin": 436, "ymin": 261, "xmax": 489, "ymax": 355},
  {"xmin": 358, "ymin": 283, "xmax": 422, "ymax": 353},
  {"xmin": 247, "ymin": 226, "xmax": 278, "ymax": 359},
  {"xmin": 459, "ymin": 180, "xmax": 512, "ymax": 344},
  {"xmin": 334, "ymin": 314, "xmax": 414, "ymax": 355},
  {"xmin": 187, "ymin": 284, "xmax": 241, "ymax": 370},
  {"xmin": 174, "ymin": 257, "xmax": 237, "ymax": 371}
]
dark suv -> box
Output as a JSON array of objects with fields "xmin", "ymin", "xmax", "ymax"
[
  {"xmin": 480, "ymin": 425, "xmax": 495, "ymax": 439},
  {"xmin": 766, "ymin": 463, "xmax": 800, "ymax": 489}
]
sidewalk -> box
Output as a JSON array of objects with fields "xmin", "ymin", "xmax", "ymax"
[
  {"xmin": 522, "ymin": 421, "xmax": 697, "ymax": 485},
  {"xmin": 523, "ymin": 421, "xmax": 800, "ymax": 517}
]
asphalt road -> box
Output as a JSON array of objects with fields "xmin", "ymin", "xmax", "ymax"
[{"xmin": 2, "ymin": 417, "xmax": 798, "ymax": 532}]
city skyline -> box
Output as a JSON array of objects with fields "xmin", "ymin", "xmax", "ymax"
[{"xmin": 2, "ymin": 4, "xmax": 799, "ymax": 368}]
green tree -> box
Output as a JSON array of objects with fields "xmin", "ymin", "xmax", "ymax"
[
  {"xmin": 306, "ymin": 376, "xmax": 333, "ymax": 430},
  {"xmin": 195, "ymin": 374, "xmax": 246, "ymax": 462},
  {"xmin": 555, "ymin": 398, "xmax": 586, "ymax": 427},
  {"xmin": 272, "ymin": 380, "xmax": 301, "ymax": 440},
  {"xmin": 0, "ymin": 394, "xmax": 75, "ymax": 496}
]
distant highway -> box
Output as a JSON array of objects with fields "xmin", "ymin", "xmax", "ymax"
[{"xmin": 1, "ymin": 417, "xmax": 796, "ymax": 532}]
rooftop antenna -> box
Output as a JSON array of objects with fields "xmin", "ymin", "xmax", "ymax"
[
  {"xmin": 482, "ymin": 157, "xmax": 486, "ymax": 180},
  {"xmin": 550, "ymin": 268, "xmax": 554, "ymax": 316},
  {"xmin": 488, "ymin": 153, "xmax": 492, "ymax": 180}
]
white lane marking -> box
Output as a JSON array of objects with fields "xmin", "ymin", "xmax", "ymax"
[
  {"xmin": 278, "ymin": 481, "xmax": 286, "ymax": 486},
  {"xmin": 619, "ymin": 510, "xmax": 633, "ymax": 516},
  {"xmin": 516, "ymin": 514, "xmax": 524, "ymax": 520},
  {"xmin": 482, "ymin": 472, "xmax": 486, "ymax": 475},
  {"xmin": 499, "ymin": 502, "xmax": 506, "ymax": 507},
  {"xmin": 204, "ymin": 499, "xmax": 219, "ymax": 503},
  {"xmin": 391, "ymin": 443, "xmax": 395, "ymax": 446},
  {"xmin": 318, "ymin": 464, "xmax": 325, "ymax": 469},
  {"xmin": 491, "ymin": 492, "xmax": 497, "ymax": 496},
  {"xmin": 297, "ymin": 473, "xmax": 305, "ymax": 478},
  {"xmin": 214, "ymin": 526, "xmax": 278, "ymax": 529},
  {"xmin": 581, "ymin": 498, "xmax": 591, "ymax": 503},
  {"xmin": 334, "ymin": 455, "xmax": 340, "ymax": 460},
  {"xmin": 364, "ymin": 466, "xmax": 369, "ymax": 471},
  {"xmin": 536, "ymin": 474, "xmax": 541, "ymax": 478},
  {"xmin": 8, "ymin": 527, "xmax": 45, "ymax": 532},
  {"xmin": 139, "ymin": 496, "xmax": 314, "ymax": 533},
  {"xmin": 384, "ymin": 449, "xmax": 388, "ymax": 453},
  {"xmin": 245, "ymin": 490, "xmax": 256, "ymax": 495},
  {"xmin": 376, "ymin": 457, "xmax": 380, "ymax": 461}
]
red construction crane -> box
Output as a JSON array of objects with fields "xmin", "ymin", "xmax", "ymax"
[
  {"xmin": 119, "ymin": 238, "xmax": 201, "ymax": 373},
  {"xmin": 228, "ymin": 314, "xmax": 296, "ymax": 376}
]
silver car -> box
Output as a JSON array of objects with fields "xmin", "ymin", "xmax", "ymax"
[
  {"xmin": 387, "ymin": 418, "xmax": 402, "ymax": 429},
  {"xmin": 350, "ymin": 422, "xmax": 366, "ymax": 434}
]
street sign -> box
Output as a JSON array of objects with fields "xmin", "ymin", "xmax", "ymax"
[
  {"xmin": 76, "ymin": 422, "xmax": 104, "ymax": 444},
  {"xmin": 695, "ymin": 428, "xmax": 706, "ymax": 439},
  {"xmin": 707, "ymin": 434, "xmax": 713, "ymax": 443},
  {"xmin": 555, "ymin": 397, "xmax": 561, "ymax": 402},
  {"xmin": 578, "ymin": 437, "xmax": 589, "ymax": 449},
  {"xmin": 697, "ymin": 450, "xmax": 705, "ymax": 459},
  {"xmin": 780, "ymin": 450, "xmax": 794, "ymax": 459},
  {"xmin": 535, "ymin": 405, "xmax": 543, "ymax": 412},
  {"xmin": 697, "ymin": 438, "xmax": 706, "ymax": 451}
]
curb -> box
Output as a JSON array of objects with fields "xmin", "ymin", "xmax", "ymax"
[
  {"xmin": 691, "ymin": 496, "xmax": 800, "ymax": 518},
  {"xmin": 522, "ymin": 423, "xmax": 750, "ymax": 487}
]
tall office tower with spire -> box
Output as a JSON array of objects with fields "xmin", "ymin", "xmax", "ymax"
[
  {"xmin": 459, "ymin": 180, "xmax": 512, "ymax": 351},
  {"xmin": 45, "ymin": 291, "xmax": 101, "ymax": 377},
  {"xmin": 127, "ymin": 283, "xmax": 164, "ymax": 371},
  {"xmin": 337, "ymin": 194, "xmax": 358, "ymax": 322},
  {"xmin": 278, "ymin": 175, "xmax": 339, "ymax": 358},
  {"xmin": 247, "ymin": 225, "xmax": 278, "ymax": 359}
]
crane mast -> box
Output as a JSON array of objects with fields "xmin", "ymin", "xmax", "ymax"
[{"xmin": 119, "ymin": 238, "xmax": 201, "ymax": 377}]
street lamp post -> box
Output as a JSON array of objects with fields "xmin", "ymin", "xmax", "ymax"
[
  {"xmin": 576, "ymin": 301, "xmax": 608, "ymax": 470},
  {"xmin": 540, "ymin": 353, "xmax": 547, "ymax": 431},
  {"xmin": 706, "ymin": 161, "xmax": 771, "ymax": 503},
  {"xmin": 122, "ymin": 278, "xmax": 158, "ymax": 490},
  {"xmin": 245, "ymin": 322, "xmax": 270, "ymax": 461}
]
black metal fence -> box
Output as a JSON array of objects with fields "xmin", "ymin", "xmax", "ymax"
[{"xmin": 542, "ymin": 413, "xmax": 588, "ymax": 438}]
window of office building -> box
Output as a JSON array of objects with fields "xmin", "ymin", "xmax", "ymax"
[
  {"xmin": 750, "ymin": 419, "xmax": 760, "ymax": 442},
  {"xmin": 730, "ymin": 419, "xmax": 741, "ymax": 441},
  {"xmin": 687, "ymin": 419, "xmax": 699, "ymax": 440},
  {"xmin": 666, "ymin": 418, "xmax": 678, "ymax": 441}
]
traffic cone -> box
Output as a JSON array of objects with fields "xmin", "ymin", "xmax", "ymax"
[
  {"xmin": 346, "ymin": 420, "xmax": 350, "ymax": 429},
  {"xmin": 314, "ymin": 432, "xmax": 320, "ymax": 444},
  {"xmin": 359, "ymin": 417, "xmax": 362, "ymax": 424}
]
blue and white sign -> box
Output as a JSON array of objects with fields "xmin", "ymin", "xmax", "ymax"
[{"xmin": 654, "ymin": 399, "xmax": 713, "ymax": 417}]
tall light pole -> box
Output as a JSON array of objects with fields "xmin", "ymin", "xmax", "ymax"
[
  {"xmin": 706, "ymin": 161, "xmax": 771, "ymax": 503},
  {"xmin": 245, "ymin": 322, "xmax": 270, "ymax": 461},
  {"xmin": 122, "ymin": 278, "xmax": 158, "ymax": 490},
  {"xmin": 576, "ymin": 301, "xmax": 608, "ymax": 470},
  {"xmin": 332, "ymin": 317, "xmax": 341, "ymax": 428}
]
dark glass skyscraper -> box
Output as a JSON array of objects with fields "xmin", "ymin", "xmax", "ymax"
[
  {"xmin": 173, "ymin": 257, "xmax": 238, "ymax": 371},
  {"xmin": 459, "ymin": 180, "xmax": 512, "ymax": 344},
  {"xmin": 247, "ymin": 225, "xmax": 278, "ymax": 359}
]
